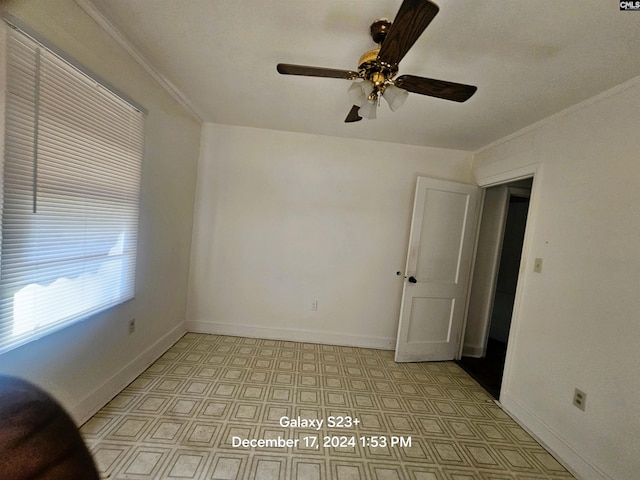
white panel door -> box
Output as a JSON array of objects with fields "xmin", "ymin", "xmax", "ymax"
[{"xmin": 395, "ymin": 177, "xmax": 480, "ymax": 362}]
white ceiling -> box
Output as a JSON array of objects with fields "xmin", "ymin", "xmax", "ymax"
[{"xmin": 85, "ymin": 0, "xmax": 640, "ymax": 151}]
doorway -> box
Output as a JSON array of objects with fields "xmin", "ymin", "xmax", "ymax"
[{"xmin": 457, "ymin": 179, "xmax": 531, "ymax": 399}]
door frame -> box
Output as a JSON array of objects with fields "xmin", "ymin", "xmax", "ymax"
[
  {"xmin": 461, "ymin": 163, "xmax": 542, "ymax": 401},
  {"xmin": 461, "ymin": 185, "xmax": 509, "ymax": 358},
  {"xmin": 479, "ymin": 185, "xmax": 531, "ymax": 355}
]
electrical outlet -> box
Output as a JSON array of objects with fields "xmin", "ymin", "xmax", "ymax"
[
  {"xmin": 311, "ymin": 300, "xmax": 318, "ymax": 311},
  {"xmin": 573, "ymin": 388, "xmax": 586, "ymax": 411},
  {"xmin": 128, "ymin": 318, "xmax": 136, "ymax": 334}
]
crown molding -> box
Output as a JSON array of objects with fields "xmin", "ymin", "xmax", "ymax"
[
  {"xmin": 75, "ymin": 0, "xmax": 204, "ymax": 122},
  {"xmin": 474, "ymin": 73, "xmax": 640, "ymax": 155}
]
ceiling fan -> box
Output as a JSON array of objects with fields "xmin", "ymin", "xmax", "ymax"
[{"xmin": 276, "ymin": 0, "xmax": 477, "ymax": 122}]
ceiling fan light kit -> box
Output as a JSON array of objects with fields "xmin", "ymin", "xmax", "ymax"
[
  {"xmin": 347, "ymin": 80, "xmax": 373, "ymax": 107},
  {"xmin": 276, "ymin": 0, "xmax": 477, "ymax": 123},
  {"xmin": 358, "ymin": 97, "xmax": 378, "ymax": 120},
  {"xmin": 382, "ymin": 83, "xmax": 409, "ymax": 111},
  {"xmin": 348, "ymin": 80, "xmax": 408, "ymax": 117}
]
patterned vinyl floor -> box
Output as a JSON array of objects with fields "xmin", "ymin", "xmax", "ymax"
[{"xmin": 81, "ymin": 333, "xmax": 575, "ymax": 480}]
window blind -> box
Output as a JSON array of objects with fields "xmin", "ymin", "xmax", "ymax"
[{"xmin": 0, "ymin": 26, "xmax": 144, "ymax": 354}]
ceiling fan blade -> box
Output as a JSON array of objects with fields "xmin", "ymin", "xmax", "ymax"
[
  {"xmin": 277, "ymin": 63, "xmax": 358, "ymax": 79},
  {"xmin": 395, "ymin": 75, "xmax": 477, "ymax": 102},
  {"xmin": 344, "ymin": 105, "xmax": 363, "ymax": 123},
  {"xmin": 377, "ymin": 0, "xmax": 439, "ymax": 66}
]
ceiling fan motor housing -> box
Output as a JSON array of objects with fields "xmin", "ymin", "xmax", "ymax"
[{"xmin": 358, "ymin": 19, "xmax": 399, "ymax": 92}]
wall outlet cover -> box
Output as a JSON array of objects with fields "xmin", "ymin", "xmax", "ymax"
[{"xmin": 573, "ymin": 388, "xmax": 586, "ymax": 411}]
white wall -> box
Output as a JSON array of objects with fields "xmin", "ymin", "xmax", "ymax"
[
  {"xmin": 0, "ymin": 0, "xmax": 200, "ymax": 423},
  {"xmin": 473, "ymin": 78, "xmax": 640, "ymax": 479},
  {"xmin": 187, "ymin": 124, "xmax": 473, "ymax": 348}
]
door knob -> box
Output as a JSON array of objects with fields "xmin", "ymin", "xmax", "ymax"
[{"xmin": 408, "ymin": 276, "xmax": 417, "ymax": 283}]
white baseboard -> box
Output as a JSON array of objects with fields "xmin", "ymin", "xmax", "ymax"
[
  {"xmin": 186, "ymin": 320, "xmax": 395, "ymax": 351},
  {"xmin": 462, "ymin": 344, "xmax": 484, "ymax": 357},
  {"xmin": 499, "ymin": 392, "xmax": 613, "ymax": 480},
  {"xmin": 71, "ymin": 322, "xmax": 186, "ymax": 425}
]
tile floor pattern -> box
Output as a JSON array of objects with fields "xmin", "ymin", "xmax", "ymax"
[{"xmin": 81, "ymin": 334, "xmax": 575, "ymax": 480}]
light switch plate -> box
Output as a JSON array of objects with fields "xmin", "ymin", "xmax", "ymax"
[{"xmin": 534, "ymin": 258, "xmax": 543, "ymax": 273}]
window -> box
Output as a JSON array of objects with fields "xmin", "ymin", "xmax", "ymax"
[{"xmin": 0, "ymin": 23, "xmax": 145, "ymax": 354}]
